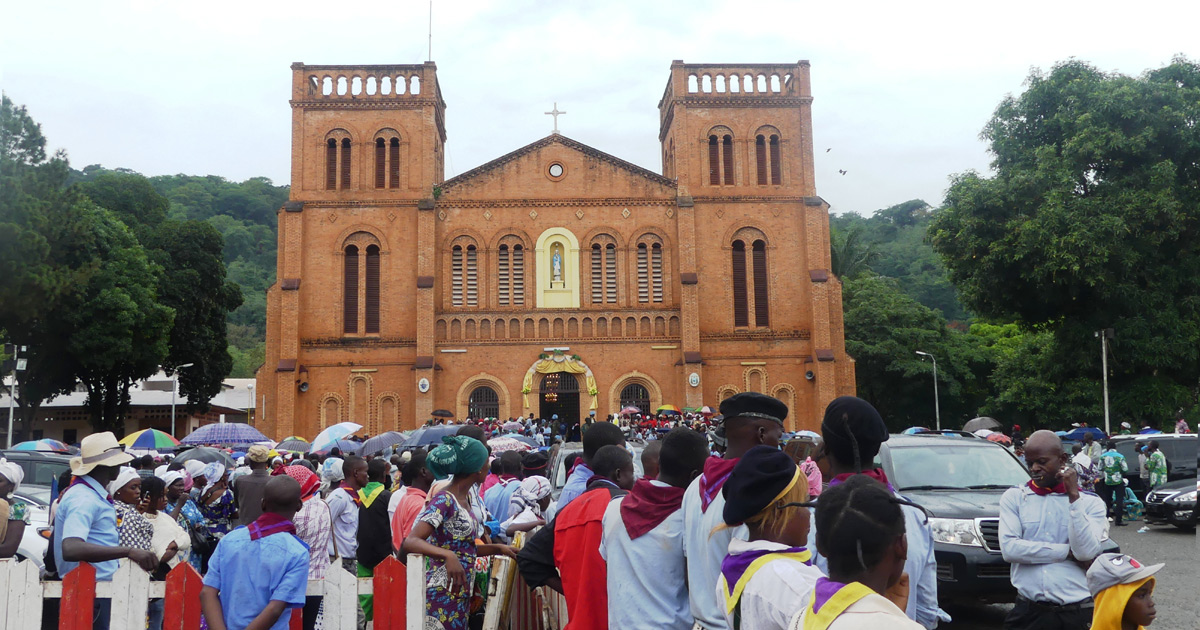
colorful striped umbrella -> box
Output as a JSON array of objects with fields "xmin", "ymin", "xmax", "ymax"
[
  {"xmin": 11, "ymin": 439, "xmax": 71, "ymax": 453},
  {"xmin": 119, "ymin": 429, "xmax": 181, "ymax": 450},
  {"xmin": 698, "ymin": 406, "xmax": 716, "ymax": 416},
  {"xmin": 656, "ymin": 404, "xmax": 683, "ymax": 414}
]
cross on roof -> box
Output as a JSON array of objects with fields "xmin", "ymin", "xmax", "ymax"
[{"xmin": 545, "ymin": 102, "xmax": 566, "ymax": 134}]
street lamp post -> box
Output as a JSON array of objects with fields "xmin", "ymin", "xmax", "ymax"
[
  {"xmin": 171, "ymin": 363, "xmax": 195, "ymax": 438},
  {"xmin": 1095, "ymin": 328, "xmax": 1114, "ymax": 436},
  {"xmin": 915, "ymin": 351, "xmax": 941, "ymax": 431},
  {"xmin": 6, "ymin": 346, "xmax": 27, "ymax": 449}
]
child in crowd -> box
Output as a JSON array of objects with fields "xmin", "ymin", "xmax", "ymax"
[
  {"xmin": 788, "ymin": 475, "xmax": 923, "ymax": 629},
  {"xmin": 391, "ymin": 449, "xmax": 433, "ymax": 548},
  {"xmin": 716, "ymin": 445, "xmax": 823, "ymax": 630},
  {"xmin": 502, "ymin": 475, "xmax": 551, "ymax": 537},
  {"xmin": 1087, "ymin": 553, "xmax": 1160, "ymax": 630}
]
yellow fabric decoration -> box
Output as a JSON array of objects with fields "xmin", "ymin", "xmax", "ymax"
[
  {"xmin": 803, "ymin": 582, "xmax": 875, "ymax": 630},
  {"xmin": 1091, "ymin": 577, "xmax": 1153, "ymax": 630},
  {"xmin": 718, "ymin": 550, "xmax": 813, "ymax": 614}
]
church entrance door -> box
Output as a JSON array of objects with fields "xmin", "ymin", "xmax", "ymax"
[{"xmin": 539, "ymin": 373, "xmax": 580, "ymax": 427}]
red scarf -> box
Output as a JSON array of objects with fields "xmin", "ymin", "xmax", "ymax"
[
  {"xmin": 620, "ymin": 478, "xmax": 685, "ymax": 540},
  {"xmin": 247, "ymin": 512, "xmax": 297, "ymax": 540},
  {"xmin": 698, "ymin": 456, "xmax": 738, "ymax": 513},
  {"xmin": 828, "ymin": 469, "xmax": 894, "ymax": 492},
  {"xmin": 341, "ymin": 484, "xmax": 362, "ymax": 505},
  {"xmin": 1026, "ymin": 479, "xmax": 1068, "ymax": 496}
]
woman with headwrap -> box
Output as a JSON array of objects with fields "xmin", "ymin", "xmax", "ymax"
[
  {"xmin": 141, "ymin": 476, "xmax": 190, "ymax": 630},
  {"xmin": 284, "ymin": 465, "xmax": 332, "ymax": 630},
  {"xmin": 197, "ymin": 462, "xmax": 238, "ymax": 538},
  {"xmin": 109, "ymin": 466, "xmax": 154, "ymax": 552},
  {"xmin": 401, "ymin": 436, "xmax": 517, "ymax": 630},
  {"xmin": 163, "ymin": 468, "xmax": 208, "ymax": 573},
  {"xmin": 0, "ymin": 458, "xmax": 28, "ymax": 558},
  {"xmin": 501, "ymin": 475, "xmax": 551, "ymax": 538},
  {"xmin": 320, "ymin": 457, "xmax": 345, "ymax": 497}
]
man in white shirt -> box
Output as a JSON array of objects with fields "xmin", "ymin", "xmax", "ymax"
[{"xmin": 600, "ymin": 427, "xmax": 710, "ymax": 630}]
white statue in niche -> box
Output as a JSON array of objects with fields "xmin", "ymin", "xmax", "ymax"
[{"xmin": 552, "ymin": 245, "xmax": 563, "ymax": 283}]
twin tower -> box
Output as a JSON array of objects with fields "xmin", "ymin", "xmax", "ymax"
[{"xmin": 255, "ymin": 60, "xmax": 855, "ymax": 440}]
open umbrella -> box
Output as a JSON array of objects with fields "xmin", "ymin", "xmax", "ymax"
[
  {"xmin": 431, "ymin": 409, "xmax": 455, "ymax": 419},
  {"xmin": 119, "ymin": 429, "xmax": 180, "ymax": 451},
  {"xmin": 401, "ymin": 424, "xmax": 461, "ymax": 448},
  {"xmin": 962, "ymin": 417, "xmax": 1002, "ymax": 433},
  {"xmin": 973, "ymin": 429, "xmax": 995, "ymax": 438},
  {"xmin": 11, "ymin": 439, "xmax": 72, "ymax": 453},
  {"xmin": 1064, "ymin": 427, "xmax": 1106, "ymax": 441},
  {"xmin": 312, "ymin": 439, "xmax": 362, "ymax": 456},
  {"xmin": 902, "ymin": 427, "xmax": 931, "ymax": 435},
  {"xmin": 312, "ymin": 422, "xmax": 362, "ymax": 453},
  {"xmin": 488, "ymin": 436, "xmax": 532, "ymax": 453},
  {"xmin": 174, "ymin": 446, "xmax": 235, "ymax": 469},
  {"xmin": 502, "ymin": 421, "xmax": 525, "ymax": 432},
  {"xmin": 698, "ymin": 406, "xmax": 716, "ymax": 416},
  {"xmin": 656, "ymin": 404, "xmax": 682, "ymax": 415},
  {"xmin": 986, "ymin": 433, "xmax": 1013, "ymax": 445},
  {"xmin": 501, "ymin": 433, "xmax": 539, "ymax": 447},
  {"xmin": 359, "ymin": 431, "xmax": 406, "ymax": 456},
  {"xmin": 276, "ymin": 437, "xmax": 311, "ymax": 453},
  {"xmin": 181, "ymin": 423, "xmax": 270, "ymax": 447}
]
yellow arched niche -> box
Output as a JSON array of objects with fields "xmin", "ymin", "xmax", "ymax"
[{"xmin": 535, "ymin": 227, "xmax": 580, "ymax": 308}]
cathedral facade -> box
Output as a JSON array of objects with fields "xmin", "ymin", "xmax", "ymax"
[{"xmin": 255, "ymin": 60, "xmax": 855, "ymax": 440}]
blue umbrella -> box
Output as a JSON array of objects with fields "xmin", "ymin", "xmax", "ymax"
[
  {"xmin": 1138, "ymin": 428, "xmax": 1163, "ymax": 434},
  {"xmin": 181, "ymin": 422, "xmax": 270, "ymax": 447},
  {"xmin": 359, "ymin": 431, "xmax": 406, "ymax": 456},
  {"xmin": 313, "ymin": 439, "xmax": 362, "ymax": 455},
  {"xmin": 402, "ymin": 425, "xmax": 461, "ymax": 448},
  {"xmin": 1064, "ymin": 427, "xmax": 1106, "ymax": 441}
]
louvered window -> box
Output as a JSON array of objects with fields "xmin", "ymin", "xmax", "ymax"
[
  {"xmin": 651, "ymin": 243, "xmax": 663, "ymax": 303},
  {"xmin": 769, "ymin": 136, "xmax": 781, "ymax": 185},
  {"xmin": 326, "ymin": 139, "xmax": 338, "ymax": 190},
  {"xmin": 722, "ymin": 135, "xmax": 734, "ymax": 185},
  {"xmin": 512, "ymin": 246, "xmax": 524, "ymax": 304},
  {"xmin": 498, "ymin": 245, "xmax": 510, "ymax": 306},
  {"xmin": 451, "ymin": 246, "xmax": 463, "ymax": 307},
  {"xmin": 389, "ymin": 138, "xmax": 400, "ymax": 188},
  {"xmin": 466, "ymin": 245, "xmax": 478, "ymax": 307},
  {"xmin": 365, "ymin": 245, "xmax": 380, "ymax": 333},
  {"xmin": 605, "ymin": 244, "xmax": 617, "ymax": 303},
  {"xmin": 637, "ymin": 243, "xmax": 649, "ymax": 303},
  {"xmin": 340, "ymin": 138, "xmax": 351, "ymax": 189},
  {"xmin": 708, "ymin": 136, "xmax": 720, "ymax": 186},
  {"xmin": 374, "ymin": 139, "xmax": 386, "ymax": 189},
  {"xmin": 732, "ymin": 240, "xmax": 748, "ymax": 327},
  {"xmin": 755, "ymin": 136, "xmax": 768, "ymax": 185},
  {"xmin": 752, "ymin": 240, "xmax": 769, "ymax": 326},
  {"xmin": 591, "ymin": 244, "xmax": 603, "ymax": 303},
  {"xmin": 344, "ymin": 245, "xmax": 359, "ymax": 333}
]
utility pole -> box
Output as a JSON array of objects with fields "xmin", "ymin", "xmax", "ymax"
[
  {"xmin": 915, "ymin": 351, "xmax": 941, "ymax": 431},
  {"xmin": 1096, "ymin": 328, "xmax": 1114, "ymax": 435},
  {"xmin": 171, "ymin": 363, "xmax": 195, "ymax": 438},
  {"xmin": 5, "ymin": 345, "xmax": 26, "ymax": 449}
]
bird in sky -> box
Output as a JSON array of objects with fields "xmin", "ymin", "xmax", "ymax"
[
  {"xmin": 838, "ymin": 169, "xmax": 847, "ymax": 176},
  {"xmin": 826, "ymin": 148, "xmax": 832, "ymax": 152}
]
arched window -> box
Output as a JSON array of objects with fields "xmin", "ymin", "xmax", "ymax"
[
  {"xmin": 340, "ymin": 138, "xmax": 351, "ymax": 189},
  {"xmin": 708, "ymin": 136, "xmax": 720, "ymax": 185},
  {"xmin": 344, "ymin": 245, "xmax": 359, "ymax": 333},
  {"xmin": 708, "ymin": 130, "xmax": 735, "ymax": 186},
  {"xmin": 468, "ymin": 386, "xmax": 499, "ymax": 419},
  {"xmin": 590, "ymin": 244, "xmax": 603, "ymax": 303},
  {"xmin": 731, "ymin": 240, "xmax": 748, "ymax": 327},
  {"xmin": 499, "ymin": 245, "xmax": 511, "ymax": 306},
  {"xmin": 769, "ymin": 135, "xmax": 782, "ymax": 184},
  {"xmin": 365, "ymin": 245, "xmax": 380, "ymax": 333},
  {"xmin": 512, "ymin": 245, "xmax": 525, "ymax": 305},
  {"xmin": 752, "ymin": 240, "xmax": 769, "ymax": 326},
  {"xmin": 620, "ymin": 383, "xmax": 650, "ymax": 415},
  {"xmin": 651, "ymin": 243, "xmax": 663, "ymax": 302},
  {"xmin": 589, "ymin": 236, "xmax": 618, "ymax": 305},
  {"xmin": 451, "ymin": 245, "xmax": 464, "ymax": 307},
  {"xmin": 637, "ymin": 243, "xmax": 649, "ymax": 303},
  {"xmin": 451, "ymin": 242, "xmax": 479, "ymax": 308},
  {"xmin": 755, "ymin": 136, "xmax": 768, "ymax": 185},
  {"xmin": 326, "ymin": 139, "xmax": 338, "ymax": 190},
  {"xmin": 605, "ymin": 244, "xmax": 617, "ymax": 303},
  {"xmin": 389, "ymin": 138, "xmax": 400, "ymax": 188},
  {"xmin": 497, "ymin": 239, "xmax": 525, "ymax": 306},
  {"xmin": 466, "ymin": 245, "xmax": 478, "ymax": 307},
  {"xmin": 722, "ymin": 135, "xmax": 734, "ymax": 184},
  {"xmin": 374, "ymin": 138, "xmax": 386, "ymax": 188}
]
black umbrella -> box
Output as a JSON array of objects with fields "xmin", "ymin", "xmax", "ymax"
[
  {"xmin": 359, "ymin": 431, "xmax": 406, "ymax": 456},
  {"xmin": 962, "ymin": 417, "xmax": 1002, "ymax": 433},
  {"xmin": 174, "ymin": 446, "xmax": 236, "ymax": 469},
  {"xmin": 402, "ymin": 425, "xmax": 461, "ymax": 448},
  {"xmin": 431, "ymin": 409, "xmax": 455, "ymax": 418}
]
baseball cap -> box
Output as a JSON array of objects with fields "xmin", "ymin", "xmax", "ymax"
[
  {"xmin": 248, "ymin": 445, "xmax": 271, "ymax": 463},
  {"xmin": 1086, "ymin": 553, "xmax": 1163, "ymax": 596}
]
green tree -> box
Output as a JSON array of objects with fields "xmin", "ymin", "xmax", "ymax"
[
  {"xmin": 829, "ymin": 224, "xmax": 878, "ymax": 280},
  {"xmin": 930, "ymin": 58, "xmax": 1200, "ymax": 426}
]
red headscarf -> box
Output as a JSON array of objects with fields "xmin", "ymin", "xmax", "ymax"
[{"xmin": 283, "ymin": 465, "xmax": 321, "ymax": 501}]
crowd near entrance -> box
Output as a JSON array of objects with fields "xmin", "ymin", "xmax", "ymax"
[
  {"xmin": 468, "ymin": 385, "xmax": 499, "ymax": 419},
  {"xmin": 538, "ymin": 372, "xmax": 579, "ymax": 424},
  {"xmin": 619, "ymin": 382, "xmax": 650, "ymax": 414}
]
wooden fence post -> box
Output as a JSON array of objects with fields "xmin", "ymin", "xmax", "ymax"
[
  {"xmin": 321, "ymin": 562, "xmax": 359, "ymax": 630},
  {"xmin": 161, "ymin": 563, "xmax": 204, "ymax": 630},
  {"xmin": 59, "ymin": 562, "xmax": 96, "ymax": 630},
  {"xmin": 405, "ymin": 554, "xmax": 425, "ymax": 630},
  {"xmin": 110, "ymin": 559, "xmax": 151, "ymax": 629},
  {"xmin": 0, "ymin": 558, "xmax": 42, "ymax": 629},
  {"xmin": 371, "ymin": 556, "xmax": 407, "ymax": 630}
]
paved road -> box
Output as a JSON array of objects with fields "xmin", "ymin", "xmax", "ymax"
[{"xmin": 940, "ymin": 522, "xmax": 1196, "ymax": 629}]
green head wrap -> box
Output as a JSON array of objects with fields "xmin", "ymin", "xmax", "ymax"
[{"xmin": 426, "ymin": 435, "xmax": 489, "ymax": 481}]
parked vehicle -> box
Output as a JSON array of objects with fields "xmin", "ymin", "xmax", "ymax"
[
  {"xmin": 1142, "ymin": 478, "xmax": 1197, "ymax": 530},
  {"xmin": 877, "ymin": 432, "xmax": 1119, "ymax": 603},
  {"xmin": 0, "ymin": 451, "xmax": 72, "ymax": 488},
  {"xmin": 1111, "ymin": 434, "xmax": 1197, "ymax": 498},
  {"xmin": 12, "ymin": 486, "xmax": 50, "ymax": 572}
]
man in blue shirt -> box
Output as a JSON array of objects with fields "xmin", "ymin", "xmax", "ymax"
[
  {"xmin": 558, "ymin": 421, "xmax": 625, "ymax": 510},
  {"xmin": 55, "ymin": 432, "xmax": 160, "ymax": 630},
  {"xmin": 201, "ymin": 475, "xmax": 310, "ymax": 630}
]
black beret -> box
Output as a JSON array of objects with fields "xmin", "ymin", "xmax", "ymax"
[
  {"xmin": 719, "ymin": 392, "xmax": 788, "ymax": 425},
  {"xmin": 821, "ymin": 396, "xmax": 889, "ymax": 446},
  {"xmin": 722, "ymin": 445, "xmax": 801, "ymax": 525},
  {"xmin": 521, "ymin": 450, "xmax": 549, "ymax": 472}
]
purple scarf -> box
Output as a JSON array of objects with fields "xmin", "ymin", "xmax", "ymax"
[
  {"xmin": 811, "ymin": 577, "xmax": 850, "ymax": 614},
  {"xmin": 698, "ymin": 456, "xmax": 738, "ymax": 513},
  {"xmin": 247, "ymin": 512, "xmax": 297, "ymax": 541},
  {"xmin": 720, "ymin": 546, "xmax": 811, "ymax": 598}
]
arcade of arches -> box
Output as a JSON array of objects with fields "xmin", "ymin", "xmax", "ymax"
[{"xmin": 257, "ymin": 60, "xmax": 855, "ymax": 440}]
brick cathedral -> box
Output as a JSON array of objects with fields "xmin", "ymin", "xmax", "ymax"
[{"xmin": 255, "ymin": 60, "xmax": 855, "ymax": 440}]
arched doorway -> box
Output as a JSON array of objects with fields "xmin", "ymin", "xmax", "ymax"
[
  {"xmin": 540, "ymin": 373, "xmax": 580, "ymax": 425},
  {"xmin": 620, "ymin": 383, "xmax": 650, "ymax": 415},
  {"xmin": 468, "ymin": 386, "xmax": 499, "ymax": 420}
]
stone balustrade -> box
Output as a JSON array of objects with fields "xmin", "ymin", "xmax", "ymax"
[{"xmin": 435, "ymin": 308, "xmax": 682, "ymax": 343}]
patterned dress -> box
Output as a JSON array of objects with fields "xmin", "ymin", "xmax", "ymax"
[
  {"xmin": 176, "ymin": 498, "xmax": 207, "ymax": 573},
  {"xmin": 417, "ymin": 491, "xmax": 479, "ymax": 630},
  {"xmin": 114, "ymin": 501, "xmax": 154, "ymax": 550},
  {"xmin": 199, "ymin": 490, "xmax": 237, "ymax": 538}
]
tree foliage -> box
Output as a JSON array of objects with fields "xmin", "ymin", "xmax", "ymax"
[{"xmin": 930, "ymin": 58, "xmax": 1200, "ymax": 426}]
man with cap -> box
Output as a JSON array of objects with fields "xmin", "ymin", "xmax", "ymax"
[
  {"xmin": 682, "ymin": 392, "xmax": 787, "ymax": 630},
  {"xmin": 234, "ymin": 444, "xmax": 273, "ymax": 526},
  {"xmin": 1086, "ymin": 553, "xmax": 1161, "ymax": 630},
  {"xmin": 54, "ymin": 432, "xmax": 159, "ymax": 630},
  {"xmin": 999, "ymin": 430, "xmax": 1108, "ymax": 630},
  {"xmin": 813, "ymin": 396, "xmax": 948, "ymax": 628}
]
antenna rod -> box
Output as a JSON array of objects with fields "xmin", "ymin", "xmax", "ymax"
[{"xmin": 428, "ymin": 0, "xmax": 433, "ymax": 61}]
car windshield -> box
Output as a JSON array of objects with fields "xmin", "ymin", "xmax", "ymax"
[
  {"xmin": 890, "ymin": 444, "xmax": 1030, "ymax": 491},
  {"xmin": 17, "ymin": 487, "xmax": 51, "ymax": 506}
]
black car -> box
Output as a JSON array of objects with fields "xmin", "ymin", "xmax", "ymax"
[
  {"xmin": 877, "ymin": 432, "xmax": 1119, "ymax": 603},
  {"xmin": 0, "ymin": 450, "xmax": 72, "ymax": 488},
  {"xmin": 1111, "ymin": 434, "xmax": 1197, "ymax": 497},
  {"xmin": 1142, "ymin": 478, "xmax": 1197, "ymax": 530}
]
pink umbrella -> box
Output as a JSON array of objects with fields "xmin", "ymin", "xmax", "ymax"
[
  {"xmin": 620, "ymin": 406, "xmax": 641, "ymax": 415},
  {"xmin": 488, "ymin": 436, "xmax": 532, "ymax": 453},
  {"xmin": 986, "ymin": 433, "xmax": 1013, "ymax": 445}
]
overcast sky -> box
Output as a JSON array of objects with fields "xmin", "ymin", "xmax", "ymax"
[{"xmin": 3, "ymin": 0, "xmax": 1197, "ymax": 215}]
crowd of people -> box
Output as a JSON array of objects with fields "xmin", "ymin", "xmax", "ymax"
[{"xmin": 20, "ymin": 391, "xmax": 1169, "ymax": 630}]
